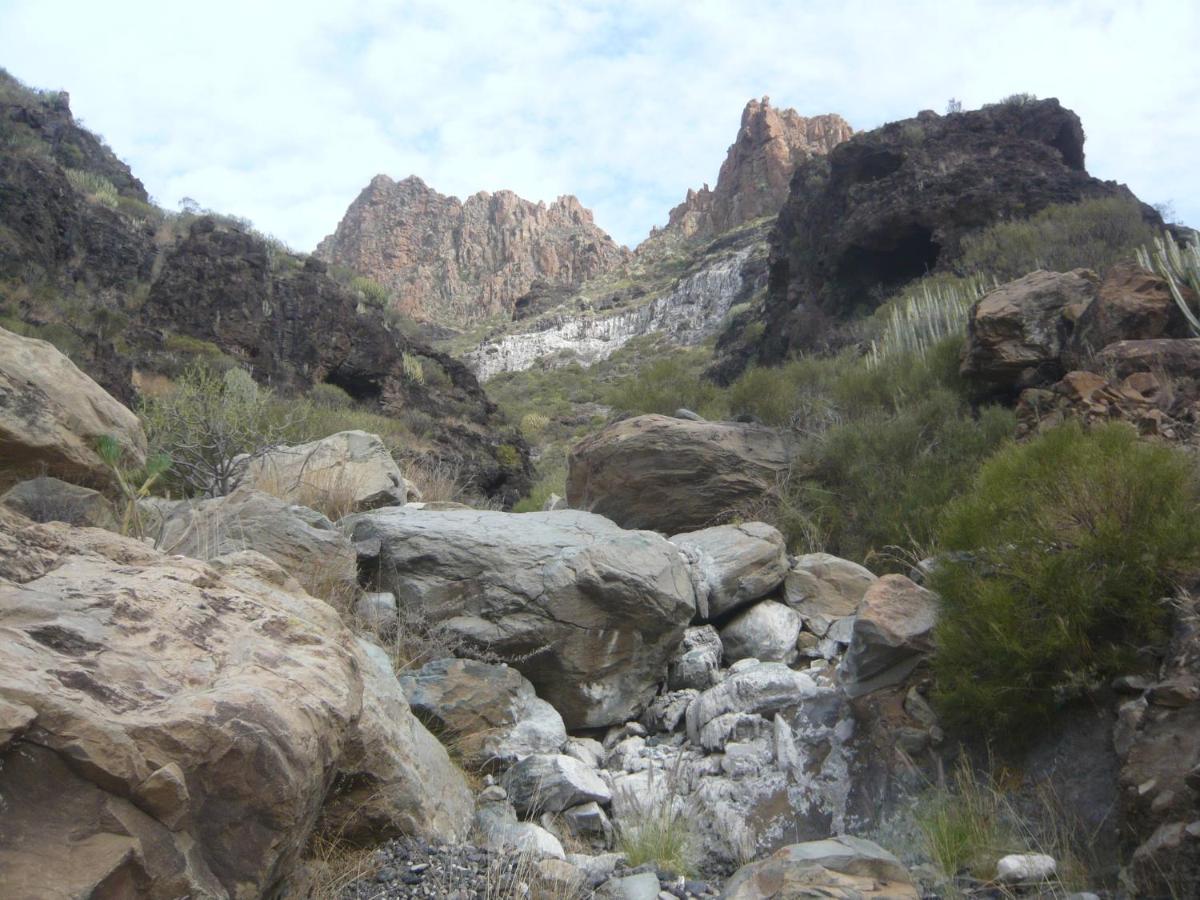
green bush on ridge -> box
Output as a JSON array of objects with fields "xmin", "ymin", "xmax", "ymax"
[{"xmin": 930, "ymin": 421, "xmax": 1200, "ymax": 740}]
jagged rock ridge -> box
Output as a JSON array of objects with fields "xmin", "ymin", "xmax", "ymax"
[
  {"xmin": 315, "ymin": 175, "xmax": 630, "ymax": 325},
  {"xmin": 654, "ymin": 97, "xmax": 853, "ymax": 244}
]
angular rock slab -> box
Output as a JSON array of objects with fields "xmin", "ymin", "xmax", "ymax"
[
  {"xmin": 0, "ymin": 325, "xmax": 147, "ymax": 485},
  {"xmin": 0, "ymin": 512, "xmax": 470, "ymax": 900},
  {"xmin": 785, "ymin": 553, "xmax": 877, "ymax": 635},
  {"xmin": 961, "ymin": 268, "xmax": 1099, "ymax": 393},
  {"xmin": 342, "ymin": 507, "xmax": 697, "ymax": 727},
  {"xmin": 236, "ymin": 429, "xmax": 417, "ymax": 515},
  {"xmin": 686, "ymin": 661, "xmax": 822, "ymax": 744},
  {"xmin": 840, "ymin": 575, "xmax": 939, "ymax": 697},
  {"xmin": 156, "ymin": 487, "xmax": 358, "ymax": 602},
  {"xmin": 567, "ymin": 414, "xmax": 792, "ymax": 534},
  {"xmin": 672, "ymin": 521, "xmax": 789, "ymax": 619},
  {"xmin": 721, "ymin": 835, "xmax": 917, "ymax": 898},
  {"xmin": 398, "ymin": 657, "xmax": 567, "ymax": 772},
  {"xmin": 502, "ymin": 753, "xmax": 612, "ymax": 814}
]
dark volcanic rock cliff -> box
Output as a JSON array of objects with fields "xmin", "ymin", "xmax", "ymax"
[
  {"xmin": 752, "ymin": 98, "xmax": 1158, "ymax": 365},
  {"xmin": 0, "ymin": 71, "xmax": 529, "ymax": 504},
  {"xmin": 315, "ymin": 174, "xmax": 630, "ymax": 325}
]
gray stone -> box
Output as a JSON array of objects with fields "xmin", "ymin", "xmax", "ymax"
[
  {"xmin": 567, "ymin": 852, "xmax": 625, "ymax": 887},
  {"xmin": 784, "ymin": 553, "xmax": 877, "ymax": 629},
  {"xmin": 397, "ymin": 658, "xmax": 567, "ymax": 772},
  {"xmin": 354, "ymin": 591, "xmax": 397, "ymax": 634},
  {"xmin": 157, "ymin": 487, "xmax": 358, "ymax": 601},
  {"xmin": 341, "ymin": 507, "xmax": 697, "ymax": 727},
  {"xmin": 671, "ymin": 522, "xmax": 789, "ymax": 619},
  {"xmin": 721, "ymin": 835, "xmax": 916, "ymax": 898},
  {"xmin": 667, "ymin": 625, "xmax": 723, "ymax": 691},
  {"xmin": 840, "ymin": 575, "xmax": 938, "ymax": 697},
  {"xmin": 597, "ymin": 872, "xmax": 662, "ymax": 900},
  {"xmin": 0, "ymin": 477, "xmax": 117, "ymax": 529},
  {"xmin": 720, "ymin": 600, "xmax": 802, "ymax": 664},
  {"xmin": 996, "ymin": 852, "xmax": 1057, "ymax": 883},
  {"xmin": 674, "ymin": 408, "xmax": 704, "ymax": 421},
  {"xmin": 699, "ymin": 713, "xmax": 773, "ymax": 753},
  {"xmin": 502, "ymin": 753, "xmax": 613, "ymax": 814},
  {"xmin": 641, "ymin": 689, "xmax": 699, "ymax": 733},
  {"xmin": 686, "ymin": 662, "xmax": 821, "ymax": 744},
  {"xmin": 561, "ymin": 801, "xmax": 614, "ymax": 843},
  {"xmin": 564, "ymin": 736, "xmax": 606, "ymax": 769},
  {"xmin": 236, "ymin": 429, "xmax": 417, "ymax": 516}
]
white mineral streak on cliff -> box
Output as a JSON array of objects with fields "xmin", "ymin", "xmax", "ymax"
[{"xmin": 467, "ymin": 247, "xmax": 753, "ymax": 381}]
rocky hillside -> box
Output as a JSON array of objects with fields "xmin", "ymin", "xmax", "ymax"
[
  {"xmin": 653, "ymin": 97, "xmax": 852, "ymax": 244},
  {"xmin": 0, "ymin": 70, "xmax": 529, "ymax": 503},
  {"xmin": 737, "ymin": 97, "xmax": 1161, "ymax": 369},
  {"xmin": 315, "ymin": 174, "xmax": 630, "ymax": 325}
]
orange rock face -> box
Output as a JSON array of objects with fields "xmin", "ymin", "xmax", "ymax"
[
  {"xmin": 315, "ymin": 175, "xmax": 629, "ymax": 325},
  {"xmin": 660, "ymin": 97, "xmax": 853, "ymax": 242}
]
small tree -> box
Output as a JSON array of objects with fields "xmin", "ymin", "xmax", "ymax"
[{"xmin": 140, "ymin": 364, "xmax": 290, "ymax": 496}]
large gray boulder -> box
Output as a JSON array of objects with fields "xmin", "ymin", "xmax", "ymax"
[
  {"xmin": 672, "ymin": 522, "xmax": 789, "ymax": 619},
  {"xmin": 567, "ymin": 414, "xmax": 792, "ymax": 534},
  {"xmin": 502, "ymin": 753, "xmax": 613, "ymax": 814},
  {"xmin": 686, "ymin": 661, "xmax": 822, "ymax": 745},
  {"xmin": 721, "ymin": 835, "xmax": 917, "ymax": 898},
  {"xmin": 840, "ymin": 575, "xmax": 939, "ymax": 697},
  {"xmin": 156, "ymin": 487, "xmax": 358, "ymax": 603},
  {"xmin": 341, "ymin": 507, "xmax": 697, "ymax": 727},
  {"xmin": 237, "ymin": 429, "xmax": 417, "ymax": 517},
  {"xmin": 398, "ymin": 657, "xmax": 567, "ymax": 772},
  {"xmin": 0, "ymin": 326, "xmax": 147, "ymax": 486},
  {"xmin": 0, "ymin": 510, "xmax": 471, "ymax": 900},
  {"xmin": 720, "ymin": 600, "xmax": 802, "ymax": 665}
]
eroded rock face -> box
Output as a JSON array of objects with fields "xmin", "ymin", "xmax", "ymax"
[
  {"xmin": 1068, "ymin": 261, "xmax": 1190, "ymax": 363},
  {"xmin": 0, "ymin": 326, "xmax": 146, "ymax": 486},
  {"xmin": 960, "ymin": 269, "xmax": 1100, "ymax": 395},
  {"xmin": 316, "ymin": 175, "xmax": 629, "ymax": 325},
  {"xmin": 342, "ymin": 507, "xmax": 697, "ymax": 727},
  {"xmin": 0, "ymin": 509, "xmax": 470, "ymax": 899},
  {"xmin": 657, "ymin": 98, "xmax": 852, "ymax": 243},
  {"xmin": 721, "ymin": 601, "xmax": 803, "ymax": 665},
  {"xmin": 398, "ymin": 657, "xmax": 567, "ymax": 772},
  {"xmin": 567, "ymin": 415, "xmax": 792, "ymax": 534},
  {"xmin": 749, "ymin": 98, "xmax": 1157, "ymax": 368},
  {"xmin": 1, "ymin": 476, "xmax": 117, "ymax": 529}
]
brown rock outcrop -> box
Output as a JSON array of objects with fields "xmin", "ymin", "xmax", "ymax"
[
  {"xmin": 659, "ymin": 98, "xmax": 852, "ymax": 243},
  {"xmin": 0, "ymin": 325, "xmax": 147, "ymax": 487},
  {"xmin": 0, "ymin": 508, "xmax": 472, "ymax": 898},
  {"xmin": 315, "ymin": 175, "xmax": 630, "ymax": 325},
  {"xmin": 566, "ymin": 414, "xmax": 793, "ymax": 534}
]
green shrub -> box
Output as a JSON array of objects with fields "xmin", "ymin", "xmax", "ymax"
[
  {"xmin": 604, "ymin": 350, "xmax": 727, "ymax": 419},
  {"xmin": 164, "ymin": 333, "xmax": 223, "ymax": 357},
  {"xmin": 140, "ymin": 365, "xmax": 290, "ymax": 496},
  {"xmin": 931, "ymin": 422, "xmax": 1200, "ymax": 740},
  {"xmin": 519, "ymin": 412, "xmax": 550, "ymax": 439},
  {"xmin": 495, "ymin": 443, "xmax": 521, "ymax": 470},
  {"xmin": 400, "ymin": 351, "xmax": 424, "ymax": 384},
  {"xmin": 351, "ymin": 276, "xmax": 390, "ymax": 307},
  {"xmin": 64, "ymin": 168, "xmax": 119, "ymax": 208},
  {"xmin": 309, "ymin": 382, "xmax": 354, "ymax": 409},
  {"xmin": 956, "ymin": 196, "xmax": 1158, "ymax": 282}
]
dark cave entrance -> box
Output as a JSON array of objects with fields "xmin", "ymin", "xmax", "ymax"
[
  {"xmin": 837, "ymin": 224, "xmax": 941, "ymax": 307},
  {"xmin": 323, "ymin": 368, "xmax": 382, "ymax": 403}
]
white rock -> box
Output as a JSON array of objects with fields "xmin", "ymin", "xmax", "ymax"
[
  {"xmin": 502, "ymin": 753, "xmax": 613, "ymax": 814},
  {"xmin": 720, "ymin": 600, "xmax": 803, "ymax": 664},
  {"xmin": 996, "ymin": 853, "xmax": 1057, "ymax": 883},
  {"xmin": 667, "ymin": 625, "xmax": 723, "ymax": 691},
  {"xmin": 671, "ymin": 522, "xmax": 789, "ymax": 619}
]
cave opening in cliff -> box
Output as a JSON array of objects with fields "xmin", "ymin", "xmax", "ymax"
[
  {"xmin": 838, "ymin": 225, "xmax": 941, "ymax": 305},
  {"xmin": 322, "ymin": 369, "xmax": 382, "ymax": 403}
]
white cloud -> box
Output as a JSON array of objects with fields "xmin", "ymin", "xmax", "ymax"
[{"xmin": 0, "ymin": 0, "xmax": 1195, "ymax": 250}]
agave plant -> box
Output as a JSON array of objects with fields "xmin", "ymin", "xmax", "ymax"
[{"xmin": 1137, "ymin": 232, "xmax": 1200, "ymax": 336}]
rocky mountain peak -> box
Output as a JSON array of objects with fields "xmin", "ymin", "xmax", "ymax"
[
  {"xmin": 315, "ymin": 176, "xmax": 629, "ymax": 325},
  {"xmin": 657, "ymin": 97, "xmax": 853, "ymax": 242}
]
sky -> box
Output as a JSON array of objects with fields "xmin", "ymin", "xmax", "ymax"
[{"xmin": 0, "ymin": 0, "xmax": 1196, "ymax": 251}]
